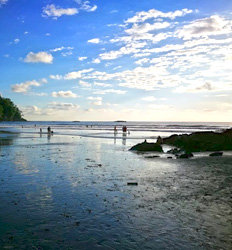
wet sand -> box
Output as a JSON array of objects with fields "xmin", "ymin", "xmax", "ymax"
[{"xmin": 0, "ymin": 132, "xmax": 231, "ymax": 249}]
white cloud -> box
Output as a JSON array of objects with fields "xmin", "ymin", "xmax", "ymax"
[
  {"xmin": 11, "ymin": 80, "xmax": 41, "ymax": 93},
  {"xmin": 48, "ymin": 102, "xmax": 79, "ymax": 110},
  {"xmin": 50, "ymin": 46, "xmax": 74, "ymax": 52},
  {"xmin": 40, "ymin": 78, "xmax": 47, "ymax": 84},
  {"xmin": 94, "ymin": 82, "xmax": 112, "ymax": 87},
  {"xmin": 92, "ymin": 58, "xmax": 101, "ymax": 64},
  {"xmin": 21, "ymin": 105, "xmax": 42, "ymax": 115},
  {"xmin": 87, "ymin": 96, "xmax": 102, "ymax": 101},
  {"xmin": 24, "ymin": 51, "xmax": 53, "ymax": 64},
  {"xmin": 14, "ymin": 38, "xmax": 20, "ymax": 44},
  {"xmin": 173, "ymin": 82, "xmax": 219, "ymax": 93},
  {"xmin": 50, "ymin": 75, "xmax": 63, "ymax": 80},
  {"xmin": 42, "ymin": 4, "xmax": 78, "ymax": 18},
  {"xmin": 99, "ymin": 43, "xmax": 143, "ymax": 60},
  {"xmin": 78, "ymin": 56, "xmax": 87, "ymax": 61},
  {"xmin": 113, "ymin": 66, "xmax": 122, "ymax": 70},
  {"xmin": 51, "ymin": 91, "xmax": 78, "ymax": 98},
  {"xmin": 125, "ymin": 8, "xmax": 193, "ymax": 23},
  {"xmin": 93, "ymin": 89, "xmax": 126, "ymax": 95},
  {"xmin": 21, "ymin": 102, "xmax": 82, "ymax": 120},
  {"xmin": 176, "ymin": 15, "xmax": 232, "ymax": 40},
  {"xmin": 125, "ymin": 22, "xmax": 171, "ymax": 35},
  {"xmin": 135, "ymin": 58, "xmax": 150, "ymax": 65},
  {"xmin": 67, "ymin": 68, "xmax": 94, "ymax": 80},
  {"xmin": 50, "ymin": 68, "xmax": 94, "ymax": 80},
  {"xmin": 88, "ymin": 38, "xmax": 100, "ymax": 43},
  {"xmin": 88, "ymin": 96, "xmax": 103, "ymax": 105},
  {"xmin": 115, "ymin": 66, "xmax": 179, "ymax": 91},
  {"xmin": 29, "ymin": 92, "xmax": 48, "ymax": 97},
  {"xmin": 133, "ymin": 53, "xmax": 151, "ymax": 58},
  {"xmin": 62, "ymin": 51, "xmax": 73, "ymax": 57},
  {"xmin": 0, "ymin": 0, "xmax": 8, "ymax": 7},
  {"xmin": 79, "ymin": 80, "xmax": 91, "ymax": 87},
  {"xmin": 78, "ymin": 1, "xmax": 97, "ymax": 12},
  {"xmin": 92, "ymin": 100, "xmax": 102, "ymax": 106}
]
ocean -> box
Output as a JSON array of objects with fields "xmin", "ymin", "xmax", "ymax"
[{"xmin": 0, "ymin": 121, "xmax": 231, "ymax": 140}]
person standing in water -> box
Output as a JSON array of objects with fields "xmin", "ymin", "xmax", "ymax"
[
  {"xmin": 122, "ymin": 126, "xmax": 127, "ymax": 135},
  {"xmin": 114, "ymin": 126, "xmax": 117, "ymax": 133},
  {"xmin": 47, "ymin": 126, "xmax": 51, "ymax": 134}
]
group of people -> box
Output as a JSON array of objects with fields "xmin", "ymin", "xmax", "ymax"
[
  {"xmin": 39, "ymin": 126, "xmax": 53, "ymax": 135},
  {"xmin": 114, "ymin": 125, "xmax": 129, "ymax": 135}
]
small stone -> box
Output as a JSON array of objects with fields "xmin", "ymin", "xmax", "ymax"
[
  {"xmin": 127, "ymin": 182, "xmax": 138, "ymax": 186},
  {"xmin": 209, "ymin": 152, "xmax": 223, "ymax": 157},
  {"xmin": 178, "ymin": 153, "xmax": 194, "ymax": 159}
]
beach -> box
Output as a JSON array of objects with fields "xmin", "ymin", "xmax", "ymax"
[{"xmin": 0, "ymin": 125, "xmax": 231, "ymax": 250}]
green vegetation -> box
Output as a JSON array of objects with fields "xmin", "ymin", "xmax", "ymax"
[{"xmin": 0, "ymin": 96, "xmax": 26, "ymax": 121}]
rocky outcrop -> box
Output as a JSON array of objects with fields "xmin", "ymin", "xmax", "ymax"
[
  {"xmin": 129, "ymin": 128, "xmax": 232, "ymax": 155},
  {"xmin": 129, "ymin": 140, "xmax": 163, "ymax": 152},
  {"xmin": 162, "ymin": 128, "xmax": 232, "ymax": 152}
]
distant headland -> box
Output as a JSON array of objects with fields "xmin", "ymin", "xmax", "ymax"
[{"xmin": 0, "ymin": 96, "xmax": 26, "ymax": 121}]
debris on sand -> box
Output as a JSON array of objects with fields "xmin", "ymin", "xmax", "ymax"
[
  {"xmin": 209, "ymin": 151, "xmax": 223, "ymax": 157},
  {"xmin": 127, "ymin": 182, "xmax": 138, "ymax": 186}
]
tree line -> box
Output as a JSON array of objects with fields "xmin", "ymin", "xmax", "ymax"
[{"xmin": 0, "ymin": 96, "xmax": 26, "ymax": 121}]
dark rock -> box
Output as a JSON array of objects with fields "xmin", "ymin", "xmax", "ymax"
[
  {"xmin": 177, "ymin": 153, "xmax": 194, "ymax": 159},
  {"xmin": 167, "ymin": 147, "xmax": 184, "ymax": 155},
  {"xmin": 75, "ymin": 221, "xmax": 80, "ymax": 226},
  {"xmin": 156, "ymin": 136, "xmax": 163, "ymax": 145},
  {"xmin": 209, "ymin": 151, "xmax": 223, "ymax": 156},
  {"xmin": 163, "ymin": 128, "xmax": 232, "ymax": 152},
  {"xmin": 144, "ymin": 155, "xmax": 160, "ymax": 158},
  {"xmin": 129, "ymin": 140, "xmax": 163, "ymax": 152},
  {"xmin": 127, "ymin": 182, "xmax": 138, "ymax": 186}
]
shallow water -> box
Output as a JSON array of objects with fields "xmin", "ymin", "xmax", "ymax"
[{"xmin": 0, "ymin": 132, "xmax": 231, "ymax": 249}]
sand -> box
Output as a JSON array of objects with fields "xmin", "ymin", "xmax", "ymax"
[{"xmin": 0, "ymin": 131, "xmax": 231, "ymax": 249}]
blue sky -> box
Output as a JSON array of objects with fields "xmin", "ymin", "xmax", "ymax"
[{"xmin": 1, "ymin": 0, "xmax": 232, "ymax": 121}]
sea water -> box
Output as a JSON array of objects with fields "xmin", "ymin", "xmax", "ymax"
[{"xmin": 0, "ymin": 121, "xmax": 231, "ymax": 140}]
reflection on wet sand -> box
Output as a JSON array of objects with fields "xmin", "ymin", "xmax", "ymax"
[
  {"xmin": 122, "ymin": 133, "xmax": 127, "ymax": 145},
  {"xmin": 0, "ymin": 132, "xmax": 231, "ymax": 250},
  {"xmin": 0, "ymin": 131, "xmax": 19, "ymax": 146}
]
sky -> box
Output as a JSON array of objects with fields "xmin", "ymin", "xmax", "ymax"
[{"xmin": 0, "ymin": 0, "xmax": 232, "ymax": 122}]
